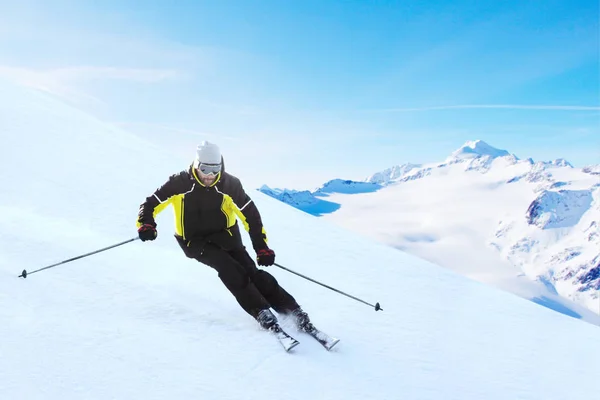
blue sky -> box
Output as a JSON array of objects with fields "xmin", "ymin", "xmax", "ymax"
[{"xmin": 0, "ymin": 0, "xmax": 598, "ymax": 188}]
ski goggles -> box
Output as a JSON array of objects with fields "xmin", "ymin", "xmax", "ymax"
[{"xmin": 197, "ymin": 163, "xmax": 222, "ymax": 176}]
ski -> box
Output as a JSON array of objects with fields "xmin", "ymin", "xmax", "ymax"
[
  {"xmin": 270, "ymin": 324, "xmax": 300, "ymax": 352},
  {"xmin": 304, "ymin": 326, "xmax": 340, "ymax": 351}
]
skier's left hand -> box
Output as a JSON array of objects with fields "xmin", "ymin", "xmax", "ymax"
[{"xmin": 256, "ymin": 248, "xmax": 275, "ymax": 266}]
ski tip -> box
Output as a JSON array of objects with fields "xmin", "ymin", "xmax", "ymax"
[
  {"xmin": 19, "ymin": 269, "xmax": 27, "ymax": 279},
  {"xmin": 326, "ymin": 338, "xmax": 341, "ymax": 351},
  {"xmin": 375, "ymin": 302, "xmax": 382, "ymax": 311},
  {"xmin": 286, "ymin": 340, "xmax": 300, "ymax": 352}
]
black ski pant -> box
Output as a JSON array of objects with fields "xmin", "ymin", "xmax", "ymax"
[{"xmin": 182, "ymin": 242, "xmax": 299, "ymax": 318}]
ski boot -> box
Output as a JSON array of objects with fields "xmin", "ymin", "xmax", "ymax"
[
  {"xmin": 291, "ymin": 307, "xmax": 315, "ymax": 333},
  {"xmin": 257, "ymin": 308, "xmax": 300, "ymax": 351},
  {"xmin": 256, "ymin": 309, "xmax": 279, "ymax": 331}
]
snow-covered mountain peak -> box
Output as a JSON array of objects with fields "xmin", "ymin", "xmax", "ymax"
[
  {"xmin": 583, "ymin": 164, "xmax": 600, "ymax": 175},
  {"xmin": 549, "ymin": 158, "xmax": 573, "ymax": 168},
  {"xmin": 366, "ymin": 163, "xmax": 422, "ymax": 184},
  {"xmin": 529, "ymin": 158, "xmax": 575, "ymax": 169},
  {"xmin": 526, "ymin": 189, "xmax": 595, "ymax": 229},
  {"xmin": 448, "ymin": 139, "xmax": 511, "ymax": 162}
]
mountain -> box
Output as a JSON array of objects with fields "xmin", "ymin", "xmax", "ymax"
[
  {"xmin": 583, "ymin": 164, "xmax": 600, "ymax": 175},
  {"xmin": 257, "ymin": 185, "xmax": 341, "ymax": 216},
  {"xmin": 366, "ymin": 163, "xmax": 422, "ymax": 185},
  {"xmin": 259, "ymin": 179, "xmax": 381, "ymax": 215},
  {"xmin": 260, "ymin": 140, "xmax": 600, "ymax": 315},
  {"xmin": 492, "ymin": 188, "xmax": 600, "ymax": 311},
  {"xmin": 447, "ymin": 139, "xmax": 511, "ymax": 161},
  {"xmin": 314, "ymin": 179, "xmax": 382, "ymax": 195},
  {"xmin": 3, "ymin": 81, "xmax": 600, "ymax": 399}
]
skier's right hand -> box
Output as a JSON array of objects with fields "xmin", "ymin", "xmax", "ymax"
[{"xmin": 138, "ymin": 224, "xmax": 157, "ymax": 241}]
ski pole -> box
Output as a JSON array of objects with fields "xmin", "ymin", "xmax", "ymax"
[
  {"xmin": 18, "ymin": 237, "xmax": 139, "ymax": 279},
  {"xmin": 273, "ymin": 262, "xmax": 382, "ymax": 311}
]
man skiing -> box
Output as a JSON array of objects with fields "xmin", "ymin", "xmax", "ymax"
[{"xmin": 136, "ymin": 141, "xmax": 314, "ymax": 335}]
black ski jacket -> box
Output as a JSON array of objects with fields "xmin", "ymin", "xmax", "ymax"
[{"xmin": 137, "ymin": 163, "xmax": 268, "ymax": 255}]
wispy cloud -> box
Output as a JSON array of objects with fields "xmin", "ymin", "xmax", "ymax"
[
  {"xmin": 370, "ymin": 104, "xmax": 600, "ymax": 112},
  {"xmin": 50, "ymin": 66, "xmax": 182, "ymax": 83},
  {"xmin": 0, "ymin": 65, "xmax": 182, "ymax": 103}
]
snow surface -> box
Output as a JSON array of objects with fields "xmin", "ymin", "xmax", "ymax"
[{"xmin": 2, "ymin": 81, "xmax": 600, "ymax": 399}]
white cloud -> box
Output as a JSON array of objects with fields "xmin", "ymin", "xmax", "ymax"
[{"xmin": 0, "ymin": 65, "xmax": 182, "ymax": 103}]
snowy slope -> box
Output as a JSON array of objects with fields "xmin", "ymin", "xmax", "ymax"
[
  {"xmin": 2, "ymin": 81, "xmax": 600, "ymax": 400},
  {"xmin": 366, "ymin": 163, "xmax": 422, "ymax": 185},
  {"xmin": 261, "ymin": 140, "xmax": 600, "ymax": 316}
]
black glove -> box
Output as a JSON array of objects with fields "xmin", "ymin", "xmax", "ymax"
[
  {"xmin": 138, "ymin": 224, "xmax": 157, "ymax": 241},
  {"xmin": 256, "ymin": 248, "xmax": 275, "ymax": 266}
]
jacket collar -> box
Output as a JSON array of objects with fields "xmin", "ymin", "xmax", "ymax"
[{"xmin": 190, "ymin": 164, "xmax": 221, "ymax": 187}]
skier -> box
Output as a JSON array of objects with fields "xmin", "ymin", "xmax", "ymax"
[{"xmin": 136, "ymin": 141, "xmax": 314, "ymax": 334}]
